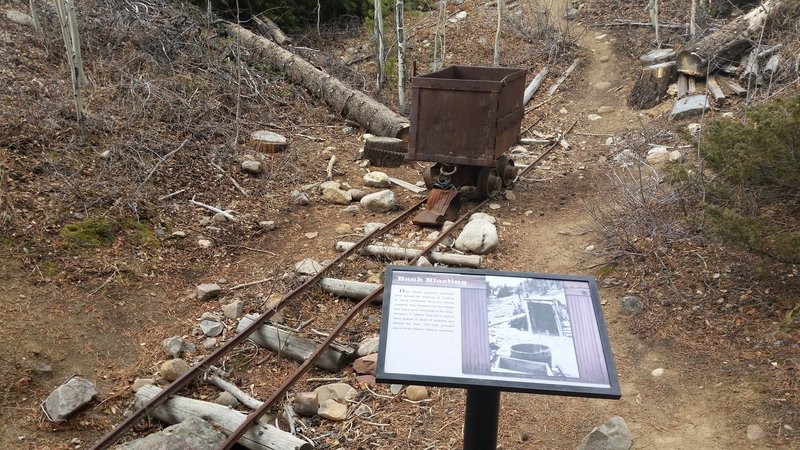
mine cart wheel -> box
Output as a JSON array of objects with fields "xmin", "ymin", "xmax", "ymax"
[
  {"xmin": 477, "ymin": 167, "xmax": 502, "ymax": 199},
  {"xmin": 496, "ymin": 156, "xmax": 518, "ymax": 188},
  {"xmin": 422, "ymin": 164, "xmax": 437, "ymax": 190}
]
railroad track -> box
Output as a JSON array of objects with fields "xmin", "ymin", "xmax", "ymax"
[{"xmin": 90, "ymin": 142, "xmax": 560, "ymax": 450}]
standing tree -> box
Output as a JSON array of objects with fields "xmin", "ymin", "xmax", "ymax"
[
  {"xmin": 374, "ymin": 0, "xmax": 385, "ymax": 90},
  {"xmin": 494, "ymin": 0, "xmax": 504, "ymax": 66},
  {"xmin": 53, "ymin": 0, "xmax": 87, "ymax": 137},
  {"xmin": 29, "ymin": 0, "xmax": 42, "ymax": 35},
  {"xmin": 432, "ymin": 0, "xmax": 446, "ymax": 71},
  {"xmin": 395, "ymin": 0, "xmax": 407, "ymax": 114},
  {"xmin": 647, "ymin": 0, "xmax": 660, "ymax": 46}
]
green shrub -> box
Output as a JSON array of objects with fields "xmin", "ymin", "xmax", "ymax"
[{"xmin": 700, "ymin": 95, "xmax": 800, "ymax": 263}]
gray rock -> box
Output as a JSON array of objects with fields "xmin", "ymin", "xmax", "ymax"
[
  {"xmin": 646, "ymin": 147, "xmax": 669, "ymax": 165},
  {"xmin": 746, "ymin": 424, "xmax": 766, "ymax": 441},
  {"xmin": 361, "ymin": 190, "xmax": 397, "ymax": 212},
  {"xmin": 505, "ymin": 190, "xmax": 517, "ymax": 201},
  {"xmin": 214, "ymin": 392, "xmax": 240, "ymax": 408},
  {"xmin": 196, "ymin": 283, "xmax": 221, "ymax": 301},
  {"xmin": 612, "ymin": 149, "xmax": 636, "ymax": 166},
  {"xmin": 364, "ymin": 222, "xmax": 386, "ymax": 235},
  {"xmin": 343, "ymin": 204, "xmax": 360, "ymax": 215},
  {"xmin": 576, "ymin": 416, "xmax": 632, "ymax": 450},
  {"xmin": 319, "ymin": 181, "xmax": 341, "ymax": 191},
  {"xmin": 201, "ymin": 338, "xmax": 217, "ymax": 349},
  {"xmin": 162, "ymin": 336, "xmax": 196, "ymax": 358},
  {"xmin": 595, "ymin": 81, "xmax": 613, "ymax": 90},
  {"xmin": 314, "ymin": 383, "xmax": 358, "ymax": 403},
  {"xmin": 669, "ymin": 95, "xmax": 710, "ymax": 121},
  {"xmin": 318, "ymin": 399, "xmax": 348, "ymax": 421},
  {"xmin": 405, "ymin": 385, "xmax": 428, "ymax": 401},
  {"xmin": 363, "ymin": 171, "xmax": 391, "ymax": 188},
  {"xmin": 455, "ymin": 11, "xmax": 467, "ymax": 20},
  {"xmin": 347, "ymin": 188, "xmax": 366, "ymax": 201},
  {"xmin": 6, "ymin": 10, "xmax": 34, "ymax": 27},
  {"xmin": 390, "ymin": 384, "xmax": 404, "ymax": 395},
  {"xmin": 290, "ymin": 190, "xmax": 310, "ymax": 206},
  {"xmin": 295, "ymin": 258, "xmax": 323, "ymax": 275},
  {"xmin": 357, "ymin": 336, "xmax": 380, "ymax": 357},
  {"xmin": 416, "ymin": 256, "xmax": 433, "ymax": 266},
  {"xmin": 564, "ymin": 8, "xmax": 579, "ymax": 20},
  {"xmin": 322, "ymin": 187, "xmax": 352, "ymax": 205},
  {"xmin": 468, "ymin": 213, "xmax": 496, "ymax": 224},
  {"xmin": 455, "ymin": 219, "xmax": 499, "ymax": 254},
  {"xmin": 43, "ymin": 377, "xmax": 98, "ymax": 422},
  {"xmin": 241, "ymin": 160, "xmax": 262, "ymax": 174},
  {"xmin": 200, "ymin": 319, "xmax": 224, "ymax": 337},
  {"xmin": 293, "ymin": 392, "xmax": 319, "ymax": 416},
  {"xmin": 222, "ymin": 300, "xmax": 243, "ymax": 320},
  {"xmin": 619, "ymin": 296, "xmax": 644, "ymax": 315},
  {"xmin": 116, "ymin": 416, "xmax": 225, "ymax": 450},
  {"xmin": 160, "ymin": 359, "xmax": 190, "ymax": 382},
  {"xmin": 259, "ymin": 220, "xmax": 276, "ymax": 231}
]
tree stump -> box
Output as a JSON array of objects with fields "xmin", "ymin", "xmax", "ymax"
[
  {"xmin": 627, "ymin": 61, "xmax": 677, "ymax": 110},
  {"xmin": 363, "ymin": 136, "xmax": 407, "ymax": 167}
]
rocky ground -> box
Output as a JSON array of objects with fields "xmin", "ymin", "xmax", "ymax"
[{"xmin": 1, "ymin": 0, "xmax": 799, "ymax": 449}]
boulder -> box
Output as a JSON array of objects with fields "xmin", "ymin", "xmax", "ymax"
[
  {"xmin": 196, "ymin": 283, "xmax": 221, "ymax": 301},
  {"xmin": 160, "ymin": 359, "xmax": 190, "ymax": 382},
  {"xmin": 162, "ymin": 336, "xmax": 196, "ymax": 358},
  {"xmin": 363, "ymin": 171, "xmax": 391, "ymax": 188},
  {"xmin": 322, "ymin": 187, "xmax": 352, "ymax": 205},
  {"xmin": 576, "ymin": 416, "xmax": 632, "ymax": 450},
  {"xmin": 42, "ymin": 377, "xmax": 98, "ymax": 422},
  {"xmin": 669, "ymin": 95, "xmax": 710, "ymax": 121},
  {"xmin": 360, "ymin": 190, "xmax": 397, "ymax": 213},
  {"xmin": 455, "ymin": 219, "xmax": 499, "ymax": 254},
  {"xmin": 318, "ymin": 399, "xmax": 348, "ymax": 421},
  {"xmin": 116, "ymin": 417, "xmax": 225, "ymax": 450}
]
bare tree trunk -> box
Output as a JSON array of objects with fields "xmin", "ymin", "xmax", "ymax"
[
  {"xmin": 29, "ymin": 0, "xmax": 42, "ymax": 35},
  {"xmin": 65, "ymin": 0, "xmax": 88, "ymax": 86},
  {"xmin": 647, "ymin": 0, "xmax": 660, "ymax": 45},
  {"xmin": 494, "ymin": 0, "xmax": 504, "ymax": 66},
  {"xmin": 396, "ymin": 0, "xmax": 407, "ymax": 115},
  {"xmin": 433, "ymin": 1, "xmax": 446, "ymax": 71},
  {"xmin": 54, "ymin": 0, "xmax": 85, "ymax": 138},
  {"xmin": 690, "ymin": 0, "xmax": 697, "ymax": 40},
  {"xmin": 374, "ymin": 0, "xmax": 385, "ymax": 91},
  {"xmin": 225, "ymin": 23, "xmax": 409, "ymax": 139}
]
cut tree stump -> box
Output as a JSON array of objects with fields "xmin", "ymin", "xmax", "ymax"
[
  {"xmin": 250, "ymin": 130, "xmax": 287, "ymax": 153},
  {"xmin": 135, "ymin": 385, "xmax": 311, "ymax": 450},
  {"xmin": 237, "ymin": 315, "xmax": 355, "ymax": 372},
  {"xmin": 639, "ymin": 48, "xmax": 677, "ymax": 66},
  {"xmin": 225, "ymin": 24, "xmax": 410, "ymax": 139},
  {"xmin": 677, "ymin": 0, "xmax": 786, "ymax": 76},
  {"xmin": 363, "ymin": 136, "xmax": 407, "ymax": 167},
  {"xmin": 741, "ymin": 50, "xmax": 759, "ymax": 87},
  {"xmin": 627, "ymin": 61, "xmax": 677, "ymax": 109}
]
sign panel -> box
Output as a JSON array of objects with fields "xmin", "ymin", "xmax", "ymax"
[{"xmin": 376, "ymin": 266, "xmax": 621, "ymax": 399}]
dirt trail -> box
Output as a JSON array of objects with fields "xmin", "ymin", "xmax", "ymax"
[{"xmin": 490, "ymin": 15, "xmax": 776, "ymax": 450}]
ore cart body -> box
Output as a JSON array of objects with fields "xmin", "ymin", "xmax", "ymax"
[{"xmin": 407, "ymin": 65, "xmax": 526, "ymax": 198}]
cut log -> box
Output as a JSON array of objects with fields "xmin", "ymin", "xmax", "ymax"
[
  {"xmin": 319, "ymin": 278, "xmax": 382, "ymax": 302},
  {"xmin": 741, "ymin": 50, "xmax": 759, "ymax": 87},
  {"xmin": 135, "ymin": 385, "xmax": 311, "ymax": 450},
  {"xmin": 334, "ymin": 241, "xmax": 483, "ymax": 268},
  {"xmin": 627, "ymin": 61, "xmax": 677, "ymax": 109},
  {"xmin": 677, "ymin": 74, "xmax": 689, "ymax": 98},
  {"xmin": 676, "ymin": 0, "xmax": 786, "ymax": 76},
  {"xmin": 706, "ymin": 77, "xmax": 726, "ymax": 106},
  {"xmin": 225, "ymin": 23, "xmax": 410, "ymax": 139},
  {"xmin": 763, "ymin": 54, "xmax": 781, "ymax": 80},
  {"xmin": 687, "ymin": 76, "xmax": 697, "ymax": 93},
  {"xmin": 727, "ymin": 80, "xmax": 748, "ymax": 97},
  {"xmin": 237, "ymin": 315, "xmax": 355, "ymax": 372},
  {"xmin": 639, "ymin": 48, "xmax": 677, "ymax": 66},
  {"xmin": 523, "ymin": 67, "xmax": 549, "ymax": 105},
  {"xmin": 363, "ymin": 136, "xmax": 407, "ymax": 167},
  {"xmin": 389, "ymin": 176, "xmax": 426, "ymax": 194}
]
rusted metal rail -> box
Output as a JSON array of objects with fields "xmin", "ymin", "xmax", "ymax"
[
  {"xmin": 89, "ymin": 198, "xmax": 426, "ymax": 450},
  {"xmin": 91, "ymin": 133, "xmax": 567, "ymax": 450}
]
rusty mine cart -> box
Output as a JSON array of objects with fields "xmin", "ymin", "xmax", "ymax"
[{"xmin": 407, "ymin": 65, "xmax": 527, "ymax": 227}]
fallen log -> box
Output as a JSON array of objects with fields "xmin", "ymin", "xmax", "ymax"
[
  {"xmin": 523, "ymin": 67, "xmax": 549, "ymax": 105},
  {"xmin": 225, "ymin": 23, "xmax": 410, "ymax": 139},
  {"xmin": 237, "ymin": 315, "xmax": 355, "ymax": 372},
  {"xmin": 252, "ymin": 16, "xmax": 290, "ymax": 46},
  {"xmin": 334, "ymin": 241, "xmax": 482, "ymax": 268},
  {"xmin": 319, "ymin": 278, "xmax": 382, "ymax": 302},
  {"xmin": 135, "ymin": 385, "xmax": 311, "ymax": 450},
  {"xmin": 627, "ymin": 61, "xmax": 676, "ymax": 109},
  {"xmin": 547, "ymin": 58, "xmax": 579, "ymax": 96},
  {"xmin": 677, "ymin": 0, "xmax": 786, "ymax": 76}
]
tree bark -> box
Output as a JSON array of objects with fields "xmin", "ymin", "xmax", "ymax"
[
  {"xmin": 396, "ymin": 0, "xmax": 408, "ymax": 114},
  {"xmin": 627, "ymin": 61, "xmax": 677, "ymax": 109},
  {"xmin": 374, "ymin": 0, "xmax": 385, "ymax": 90},
  {"xmin": 236, "ymin": 315, "xmax": 355, "ymax": 372},
  {"xmin": 677, "ymin": 0, "xmax": 786, "ymax": 76},
  {"xmin": 224, "ymin": 23, "xmax": 409, "ymax": 139},
  {"xmin": 135, "ymin": 385, "xmax": 311, "ymax": 450}
]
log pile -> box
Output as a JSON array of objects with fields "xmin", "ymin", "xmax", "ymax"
[{"xmin": 627, "ymin": 0, "xmax": 792, "ymax": 117}]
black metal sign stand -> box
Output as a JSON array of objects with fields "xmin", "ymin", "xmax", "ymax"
[{"xmin": 463, "ymin": 388, "xmax": 501, "ymax": 450}]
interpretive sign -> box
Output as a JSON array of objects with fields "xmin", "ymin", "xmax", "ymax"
[{"xmin": 376, "ymin": 266, "xmax": 620, "ymax": 399}]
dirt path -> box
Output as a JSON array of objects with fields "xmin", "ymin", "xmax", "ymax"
[{"xmin": 489, "ymin": 15, "xmax": 777, "ymax": 449}]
